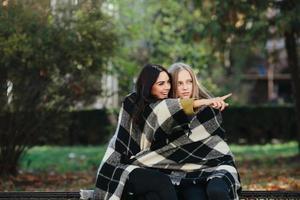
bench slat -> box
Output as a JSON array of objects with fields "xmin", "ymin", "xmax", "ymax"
[{"xmin": 0, "ymin": 191, "xmax": 299, "ymax": 199}]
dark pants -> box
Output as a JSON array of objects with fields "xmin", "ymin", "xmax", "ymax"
[
  {"xmin": 178, "ymin": 178, "xmax": 230, "ymax": 200},
  {"xmin": 122, "ymin": 168, "xmax": 178, "ymax": 200}
]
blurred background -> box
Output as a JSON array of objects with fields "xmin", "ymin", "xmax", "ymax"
[{"xmin": 0, "ymin": 0, "xmax": 299, "ymax": 191}]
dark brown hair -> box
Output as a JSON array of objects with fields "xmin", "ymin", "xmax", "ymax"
[{"xmin": 133, "ymin": 63, "xmax": 171, "ymax": 128}]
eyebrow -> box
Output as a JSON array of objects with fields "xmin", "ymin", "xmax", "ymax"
[{"xmin": 156, "ymin": 80, "xmax": 169, "ymax": 84}]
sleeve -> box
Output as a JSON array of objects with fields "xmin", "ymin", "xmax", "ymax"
[{"xmin": 180, "ymin": 98, "xmax": 195, "ymax": 115}]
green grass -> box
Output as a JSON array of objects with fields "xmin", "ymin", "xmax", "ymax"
[
  {"xmin": 20, "ymin": 141, "xmax": 299, "ymax": 173},
  {"xmin": 20, "ymin": 146, "xmax": 107, "ymax": 172},
  {"xmin": 230, "ymin": 141, "xmax": 298, "ymax": 161}
]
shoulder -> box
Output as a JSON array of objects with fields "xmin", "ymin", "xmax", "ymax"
[
  {"xmin": 121, "ymin": 92, "xmax": 137, "ymax": 115},
  {"xmin": 149, "ymin": 98, "xmax": 182, "ymax": 115},
  {"xmin": 150, "ymin": 98, "xmax": 180, "ymax": 107},
  {"xmin": 123, "ymin": 92, "xmax": 137, "ymax": 104}
]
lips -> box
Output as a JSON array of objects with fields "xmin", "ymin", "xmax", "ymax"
[{"xmin": 182, "ymin": 92, "xmax": 190, "ymax": 96}]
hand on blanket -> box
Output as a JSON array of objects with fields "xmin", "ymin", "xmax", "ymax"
[{"xmin": 194, "ymin": 93, "xmax": 232, "ymax": 111}]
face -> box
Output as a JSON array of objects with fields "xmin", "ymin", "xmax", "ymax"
[
  {"xmin": 176, "ymin": 70, "xmax": 193, "ymax": 99},
  {"xmin": 151, "ymin": 71, "xmax": 171, "ymax": 99}
]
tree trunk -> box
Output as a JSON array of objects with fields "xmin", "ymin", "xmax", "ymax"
[
  {"xmin": 284, "ymin": 30, "xmax": 300, "ymax": 152},
  {"xmin": 0, "ymin": 67, "xmax": 7, "ymax": 112}
]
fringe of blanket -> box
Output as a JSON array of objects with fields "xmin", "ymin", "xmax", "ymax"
[{"xmin": 80, "ymin": 189, "xmax": 94, "ymax": 200}]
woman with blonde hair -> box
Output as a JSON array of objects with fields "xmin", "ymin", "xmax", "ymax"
[
  {"xmin": 168, "ymin": 62, "xmax": 241, "ymax": 200},
  {"xmin": 169, "ymin": 62, "xmax": 230, "ymax": 111},
  {"xmin": 169, "ymin": 62, "xmax": 211, "ymax": 99}
]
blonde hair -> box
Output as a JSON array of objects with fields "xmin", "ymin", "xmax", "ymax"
[{"xmin": 168, "ymin": 62, "xmax": 212, "ymax": 99}]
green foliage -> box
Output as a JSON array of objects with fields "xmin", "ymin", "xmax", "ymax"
[
  {"xmin": 107, "ymin": 0, "xmax": 224, "ymax": 96},
  {"xmin": 0, "ymin": 3, "xmax": 117, "ymax": 111},
  {"xmin": 0, "ymin": 2, "xmax": 117, "ymax": 175},
  {"xmin": 108, "ymin": 0, "xmax": 299, "ymax": 102},
  {"xmin": 195, "ymin": 0, "xmax": 300, "ymax": 101}
]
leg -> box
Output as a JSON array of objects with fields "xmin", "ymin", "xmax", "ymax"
[
  {"xmin": 180, "ymin": 184, "xmax": 207, "ymax": 200},
  {"xmin": 126, "ymin": 168, "xmax": 178, "ymax": 200},
  {"xmin": 142, "ymin": 192, "xmax": 160, "ymax": 200},
  {"xmin": 206, "ymin": 178, "xmax": 230, "ymax": 200}
]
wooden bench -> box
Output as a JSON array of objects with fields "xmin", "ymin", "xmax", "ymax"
[{"xmin": 0, "ymin": 191, "xmax": 299, "ymax": 199}]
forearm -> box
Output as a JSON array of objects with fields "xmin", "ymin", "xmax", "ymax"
[{"xmin": 193, "ymin": 99, "xmax": 207, "ymax": 108}]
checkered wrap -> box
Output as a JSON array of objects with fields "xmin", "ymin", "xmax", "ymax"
[{"xmin": 94, "ymin": 93, "xmax": 241, "ymax": 200}]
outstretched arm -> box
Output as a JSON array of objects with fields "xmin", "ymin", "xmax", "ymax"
[{"xmin": 193, "ymin": 93, "xmax": 232, "ymax": 111}]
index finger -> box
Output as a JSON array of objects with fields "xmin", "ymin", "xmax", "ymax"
[{"xmin": 221, "ymin": 93, "xmax": 232, "ymax": 100}]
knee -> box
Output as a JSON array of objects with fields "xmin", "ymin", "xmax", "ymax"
[
  {"xmin": 182, "ymin": 185, "xmax": 207, "ymax": 200},
  {"xmin": 206, "ymin": 178, "xmax": 229, "ymax": 200},
  {"xmin": 207, "ymin": 187, "xmax": 227, "ymax": 199}
]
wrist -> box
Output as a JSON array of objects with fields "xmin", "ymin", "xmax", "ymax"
[{"xmin": 193, "ymin": 99, "xmax": 206, "ymax": 108}]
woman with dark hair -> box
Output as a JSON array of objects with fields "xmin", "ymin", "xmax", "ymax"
[
  {"xmin": 94, "ymin": 63, "xmax": 180, "ymax": 200},
  {"xmin": 93, "ymin": 63, "xmax": 236, "ymax": 200}
]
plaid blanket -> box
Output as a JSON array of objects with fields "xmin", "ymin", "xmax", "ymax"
[{"xmin": 94, "ymin": 93, "xmax": 241, "ymax": 200}]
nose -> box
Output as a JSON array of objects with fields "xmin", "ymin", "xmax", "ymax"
[{"xmin": 182, "ymin": 83, "xmax": 188, "ymax": 90}]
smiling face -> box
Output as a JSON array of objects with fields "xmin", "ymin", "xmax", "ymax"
[
  {"xmin": 176, "ymin": 69, "xmax": 193, "ymax": 99},
  {"xmin": 151, "ymin": 71, "xmax": 171, "ymax": 99}
]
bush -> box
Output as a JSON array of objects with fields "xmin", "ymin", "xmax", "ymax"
[
  {"xmin": 0, "ymin": 2, "xmax": 117, "ymax": 175},
  {"xmin": 222, "ymin": 106, "xmax": 296, "ymax": 144},
  {"xmin": 17, "ymin": 106, "xmax": 296, "ymax": 146},
  {"xmin": 68, "ymin": 109, "xmax": 115, "ymax": 145}
]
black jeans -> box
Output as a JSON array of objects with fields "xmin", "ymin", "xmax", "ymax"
[
  {"xmin": 178, "ymin": 178, "xmax": 230, "ymax": 200},
  {"xmin": 122, "ymin": 168, "xmax": 178, "ymax": 200}
]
